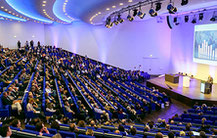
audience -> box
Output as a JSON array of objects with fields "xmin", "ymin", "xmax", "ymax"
[
  {"xmin": 35, "ymin": 122, "xmax": 50, "ymax": 136},
  {"xmin": 0, "ymin": 124, "xmax": 12, "ymax": 138},
  {"xmin": 10, "ymin": 119, "xmax": 22, "ymax": 130},
  {"xmin": 2, "ymin": 43, "xmax": 215, "ymax": 138}
]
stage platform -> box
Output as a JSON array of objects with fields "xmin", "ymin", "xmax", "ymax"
[{"xmin": 146, "ymin": 75, "xmax": 217, "ymax": 106}]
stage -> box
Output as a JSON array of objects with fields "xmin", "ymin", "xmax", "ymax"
[{"xmin": 146, "ymin": 75, "xmax": 217, "ymax": 106}]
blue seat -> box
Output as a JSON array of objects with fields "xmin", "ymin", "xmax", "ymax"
[
  {"xmin": 181, "ymin": 114, "xmax": 190, "ymax": 119},
  {"xmin": 183, "ymin": 118, "xmax": 192, "ymax": 123},
  {"xmin": 78, "ymin": 134, "xmax": 95, "ymax": 138},
  {"xmin": 210, "ymin": 116, "xmax": 217, "ymax": 121},
  {"xmin": 174, "ymin": 117, "xmax": 182, "ymax": 122},
  {"xmin": 22, "ymin": 129, "xmax": 39, "ymax": 135},
  {"xmin": 191, "ymin": 114, "xmax": 202, "ymax": 120},
  {"xmin": 0, "ymin": 96, "xmax": 10, "ymax": 117},
  {"xmin": 104, "ymin": 132, "xmax": 122, "ymax": 138},
  {"xmin": 59, "ymin": 130, "xmax": 76, "ymax": 138},
  {"xmin": 25, "ymin": 125, "xmax": 36, "ymax": 131},
  {"xmin": 187, "ymin": 109, "xmax": 195, "ymax": 113},
  {"xmin": 43, "ymin": 133, "xmax": 54, "ymax": 137},
  {"xmin": 211, "ymin": 107, "xmax": 217, "ymax": 111},
  {"xmin": 193, "ymin": 119, "xmax": 202, "ymax": 124},
  {"xmin": 47, "ymin": 128, "xmax": 57, "ymax": 135},
  {"xmin": 206, "ymin": 110, "xmax": 214, "ymax": 115},
  {"xmin": 204, "ymin": 120, "xmax": 213, "ymax": 125},
  {"xmin": 127, "ymin": 134, "xmax": 144, "ymax": 137},
  {"xmin": 97, "ymin": 128, "xmax": 110, "ymax": 133},
  {"xmin": 10, "ymin": 126, "xmax": 21, "ymax": 131}
]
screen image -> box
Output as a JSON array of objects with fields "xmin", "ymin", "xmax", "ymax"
[{"xmin": 193, "ymin": 24, "xmax": 217, "ymax": 66}]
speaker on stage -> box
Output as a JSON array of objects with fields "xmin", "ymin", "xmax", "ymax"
[
  {"xmin": 200, "ymin": 80, "xmax": 212, "ymax": 94},
  {"xmin": 167, "ymin": 15, "xmax": 174, "ymax": 29}
]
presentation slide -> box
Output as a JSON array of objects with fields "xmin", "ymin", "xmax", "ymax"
[{"xmin": 193, "ymin": 24, "xmax": 217, "ymax": 66}]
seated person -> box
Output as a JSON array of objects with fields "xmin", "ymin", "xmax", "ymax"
[
  {"xmin": 94, "ymin": 104, "xmax": 110, "ymax": 121},
  {"xmin": 35, "ymin": 122, "xmax": 50, "ymax": 136},
  {"xmin": 45, "ymin": 99, "xmax": 56, "ymax": 113},
  {"xmin": 1, "ymin": 92, "xmax": 22, "ymax": 115},
  {"xmin": 45, "ymin": 84, "xmax": 53, "ymax": 94},
  {"xmin": 28, "ymin": 92, "xmax": 41, "ymax": 106},
  {"xmin": 10, "ymin": 119, "xmax": 23, "ymax": 130},
  {"xmin": 69, "ymin": 123, "xmax": 78, "ymax": 133},
  {"xmin": 86, "ymin": 129, "xmax": 94, "ymax": 136},
  {"xmin": 64, "ymin": 101, "xmax": 75, "ymax": 115},
  {"xmin": 45, "ymin": 92, "xmax": 56, "ymax": 104},
  {"xmin": 0, "ymin": 124, "xmax": 12, "ymax": 137},
  {"xmin": 26, "ymin": 98, "xmax": 40, "ymax": 114}
]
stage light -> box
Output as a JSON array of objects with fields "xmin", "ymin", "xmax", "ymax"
[
  {"xmin": 181, "ymin": 0, "xmax": 188, "ymax": 6},
  {"xmin": 210, "ymin": 17, "xmax": 216, "ymax": 22},
  {"xmin": 105, "ymin": 17, "xmax": 112, "ymax": 28},
  {"xmin": 173, "ymin": 17, "xmax": 177, "ymax": 23},
  {"xmin": 117, "ymin": 14, "xmax": 124, "ymax": 23},
  {"xmin": 114, "ymin": 20, "xmax": 119, "ymax": 25},
  {"xmin": 149, "ymin": 9, "xmax": 157, "ymax": 17},
  {"xmin": 199, "ymin": 13, "xmax": 204, "ymax": 21},
  {"xmin": 127, "ymin": 10, "xmax": 134, "ymax": 21},
  {"xmin": 191, "ymin": 15, "xmax": 197, "ymax": 24},
  {"xmin": 133, "ymin": 9, "xmax": 138, "ymax": 17},
  {"xmin": 210, "ymin": 12, "xmax": 217, "ymax": 22},
  {"xmin": 149, "ymin": 3, "xmax": 157, "ymax": 17},
  {"xmin": 137, "ymin": 6, "xmax": 146, "ymax": 19},
  {"xmin": 184, "ymin": 15, "xmax": 189, "ymax": 22},
  {"xmin": 155, "ymin": 2, "xmax": 162, "ymax": 11},
  {"xmin": 167, "ymin": 0, "xmax": 177, "ymax": 14},
  {"xmin": 173, "ymin": 17, "xmax": 180, "ymax": 25},
  {"xmin": 137, "ymin": 11, "xmax": 146, "ymax": 19},
  {"xmin": 113, "ymin": 16, "xmax": 119, "ymax": 25}
]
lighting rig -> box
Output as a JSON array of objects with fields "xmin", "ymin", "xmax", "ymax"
[{"xmin": 105, "ymin": 0, "xmax": 181, "ymax": 28}]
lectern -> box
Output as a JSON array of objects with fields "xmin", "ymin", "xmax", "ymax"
[
  {"xmin": 200, "ymin": 80, "xmax": 212, "ymax": 94},
  {"xmin": 165, "ymin": 74, "xmax": 179, "ymax": 83},
  {"xmin": 183, "ymin": 76, "xmax": 190, "ymax": 87}
]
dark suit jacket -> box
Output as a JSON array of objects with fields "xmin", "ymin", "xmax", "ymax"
[{"xmin": 2, "ymin": 96, "xmax": 12, "ymax": 105}]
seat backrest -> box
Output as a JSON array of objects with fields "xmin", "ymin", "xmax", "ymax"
[
  {"xmin": 22, "ymin": 129, "xmax": 39, "ymax": 135},
  {"xmin": 0, "ymin": 95, "xmax": 3, "ymax": 108},
  {"xmin": 104, "ymin": 132, "xmax": 122, "ymax": 138},
  {"xmin": 25, "ymin": 125, "xmax": 36, "ymax": 131},
  {"xmin": 59, "ymin": 130, "xmax": 76, "ymax": 138},
  {"xmin": 78, "ymin": 134, "xmax": 95, "ymax": 138},
  {"xmin": 47, "ymin": 128, "xmax": 57, "ymax": 135}
]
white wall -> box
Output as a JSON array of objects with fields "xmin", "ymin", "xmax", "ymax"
[
  {"xmin": 0, "ymin": 21, "xmax": 45, "ymax": 49},
  {"xmin": 45, "ymin": 19, "xmax": 172, "ymax": 74},
  {"xmin": 170, "ymin": 13, "xmax": 217, "ymax": 83}
]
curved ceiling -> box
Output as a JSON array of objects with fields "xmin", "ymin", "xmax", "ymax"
[{"xmin": 0, "ymin": 0, "xmax": 216, "ymax": 25}]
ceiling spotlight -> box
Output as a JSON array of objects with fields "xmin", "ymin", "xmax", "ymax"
[
  {"xmin": 184, "ymin": 15, "xmax": 189, "ymax": 22},
  {"xmin": 191, "ymin": 15, "xmax": 197, "ymax": 24},
  {"xmin": 155, "ymin": 2, "xmax": 162, "ymax": 11},
  {"xmin": 105, "ymin": 17, "xmax": 112, "ymax": 28},
  {"xmin": 167, "ymin": 0, "xmax": 177, "ymax": 14},
  {"xmin": 149, "ymin": 3, "xmax": 157, "ymax": 17},
  {"xmin": 117, "ymin": 14, "xmax": 124, "ymax": 23},
  {"xmin": 114, "ymin": 20, "xmax": 119, "ymax": 25},
  {"xmin": 133, "ymin": 9, "xmax": 138, "ymax": 17},
  {"xmin": 181, "ymin": 0, "xmax": 188, "ymax": 6},
  {"xmin": 173, "ymin": 17, "xmax": 180, "ymax": 25},
  {"xmin": 113, "ymin": 16, "xmax": 119, "ymax": 25},
  {"xmin": 137, "ymin": 6, "xmax": 146, "ymax": 19},
  {"xmin": 173, "ymin": 17, "xmax": 177, "ymax": 23},
  {"xmin": 210, "ymin": 17, "xmax": 216, "ymax": 22},
  {"xmin": 127, "ymin": 10, "xmax": 134, "ymax": 21},
  {"xmin": 210, "ymin": 12, "xmax": 217, "ymax": 22},
  {"xmin": 199, "ymin": 13, "xmax": 204, "ymax": 21}
]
